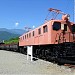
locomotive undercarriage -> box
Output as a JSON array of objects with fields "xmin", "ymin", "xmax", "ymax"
[
  {"xmin": 19, "ymin": 46, "xmax": 27, "ymax": 55},
  {"xmin": 33, "ymin": 42, "xmax": 75, "ymax": 64}
]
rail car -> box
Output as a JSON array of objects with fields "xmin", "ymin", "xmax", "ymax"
[
  {"xmin": 19, "ymin": 8, "xmax": 75, "ymax": 64},
  {"xmin": 0, "ymin": 43, "xmax": 27, "ymax": 54},
  {"xmin": 0, "ymin": 43, "xmax": 19, "ymax": 51}
]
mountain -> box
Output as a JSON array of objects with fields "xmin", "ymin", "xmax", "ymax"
[
  {"xmin": 0, "ymin": 28, "xmax": 26, "ymax": 35},
  {"xmin": 9, "ymin": 29, "xmax": 26, "ymax": 35},
  {"xmin": 0, "ymin": 31, "xmax": 20, "ymax": 41},
  {"xmin": 0, "ymin": 28, "xmax": 26, "ymax": 41}
]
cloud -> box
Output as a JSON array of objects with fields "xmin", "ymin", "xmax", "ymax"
[
  {"xmin": 15, "ymin": 22, "xmax": 19, "ymax": 27},
  {"xmin": 32, "ymin": 25, "xmax": 35, "ymax": 29}
]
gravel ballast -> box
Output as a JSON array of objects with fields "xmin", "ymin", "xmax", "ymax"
[{"xmin": 0, "ymin": 50, "xmax": 75, "ymax": 75}]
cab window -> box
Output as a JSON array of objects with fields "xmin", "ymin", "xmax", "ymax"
[
  {"xmin": 64, "ymin": 24, "xmax": 67, "ymax": 31},
  {"xmin": 72, "ymin": 24, "xmax": 75, "ymax": 32},
  {"xmin": 53, "ymin": 22, "xmax": 61, "ymax": 31}
]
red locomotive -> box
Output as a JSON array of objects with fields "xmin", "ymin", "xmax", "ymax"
[{"xmin": 19, "ymin": 8, "xmax": 75, "ymax": 64}]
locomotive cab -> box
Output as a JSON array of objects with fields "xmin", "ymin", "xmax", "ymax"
[{"xmin": 51, "ymin": 19, "xmax": 75, "ymax": 44}]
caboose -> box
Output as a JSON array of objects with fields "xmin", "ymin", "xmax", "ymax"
[{"xmin": 19, "ymin": 8, "xmax": 75, "ymax": 64}]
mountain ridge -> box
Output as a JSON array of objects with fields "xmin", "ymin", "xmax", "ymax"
[
  {"xmin": 0, "ymin": 28, "xmax": 26, "ymax": 41},
  {"xmin": 0, "ymin": 28, "xmax": 26, "ymax": 35}
]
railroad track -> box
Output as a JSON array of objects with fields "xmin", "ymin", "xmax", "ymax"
[{"xmin": 64, "ymin": 64, "xmax": 75, "ymax": 68}]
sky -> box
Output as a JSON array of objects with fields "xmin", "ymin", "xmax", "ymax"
[{"xmin": 0, "ymin": 0, "xmax": 74, "ymax": 29}]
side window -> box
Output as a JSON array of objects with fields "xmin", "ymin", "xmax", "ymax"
[
  {"xmin": 72, "ymin": 24, "xmax": 75, "ymax": 32},
  {"xmin": 25, "ymin": 35, "xmax": 26, "ymax": 39},
  {"xmin": 53, "ymin": 22, "xmax": 61, "ymax": 31},
  {"xmin": 38, "ymin": 28, "xmax": 41, "ymax": 34},
  {"xmin": 23, "ymin": 36, "xmax": 24, "ymax": 40},
  {"xmin": 29, "ymin": 33, "xmax": 31, "ymax": 38},
  {"xmin": 27, "ymin": 34, "xmax": 28, "ymax": 38},
  {"xmin": 21, "ymin": 37, "xmax": 22, "ymax": 40},
  {"xmin": 32, "ymin": 31, "xmax": 34, "ymax": 36},
  {"xmin": 43, "ymin": 25, "xmax": 48, "ymax": 33}
]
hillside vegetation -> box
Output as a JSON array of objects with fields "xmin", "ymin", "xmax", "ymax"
[{"xmin": 4, "ymin": 37, "xmax": 19, "ymax": 44}]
